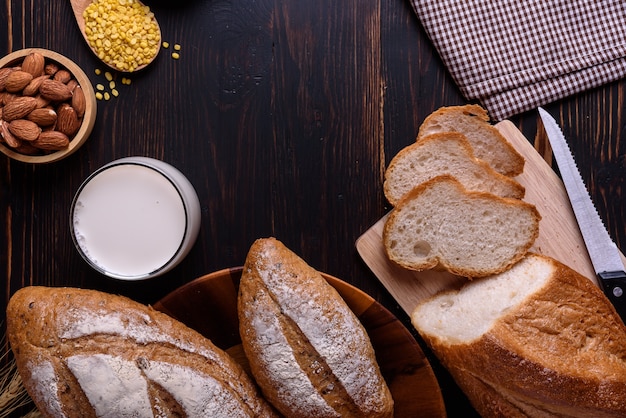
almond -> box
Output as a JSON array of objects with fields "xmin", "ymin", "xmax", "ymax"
[
  {"xmin": 53, "ymin": 69, "xmax": 72, "ymax": 84},
  {"xmin": 0, "ymin": 67, "xmax": 14, "ymax": 91},
  {"xmin": 34, "ymin": 95, "xmax": 51, "ymax": 108},
  {"xmin": 22, "ymin": 74, "xmax": 49, "ymax": 96},
  {"xmin": 27, "ymin": 108, "xmax": 57, "ymax": 127},
  {"xmin": 56, "ymin": 104, "xmax": 80, "ymax": 136},
  {"xmin": 0, "ymin": 92, "xmax": 17, "ymax": 106},
  {"xmin": 66, "ymin": 79, "xmax": 79, "ymax": 92},
  {"xmin": 39, "ymin": 79, "xmax": 72, "ymax": 101},
  {"xmin": 2, "ymin": 96, "xmax": 38, "ymax": 121},
  {"xmin": 8, "ymin": 119, "xmax": 42, "ymax": 141},
  {"xmin": 0, "ymin": 120, "xmax": 21, "ymax": 148},
  {"xmin": 4, "ymin": 70, "xmax": 33, "ymax": 93},
  {"xmin": 21, "ymin": 52, "xmax": 45, "ymax": 77},
  {"xmin": 32, "ymin": 130, "xmax": 69, "ymax": 150},
  {"xmin": 14, "ymin": 141, "xmax": 41, "ymax": 155},
  {"xmin": 71, "ymin": 85, "xmax": 86, "ymax": 117},
  {"xmin": 44, "ymin": 62, "xmax": 59, "ymax": 76}
]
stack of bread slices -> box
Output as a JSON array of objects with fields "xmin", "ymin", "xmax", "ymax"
[
  {"xmin": 385, "ymin": 104, "xmax": 626, "ymax": 417},
  {"xmin": 383, "ymin": 104, "xmax": 539, "ymax": 278}
]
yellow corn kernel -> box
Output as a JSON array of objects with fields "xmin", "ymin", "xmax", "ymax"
[
  {"xmin": 95, "ymin": 68, "xmax": 101, "ymax": 75},
  {"xmin": 112, "ymin": 88, "xmax": 119, "ymax": 97},
  {"xmin": 109, "ymin": 81, "xmax": 116, "ymax": 89},
  {"xmin": 95, "ymin": 92, "xmax": 103, "ymax": 100},
  {"xmin": 96, "ymin": 83, "xmax": 105, "ymax": 91},
  {"xmin": 105, "ymin": 71, "xmax": 113, "ymax": 81},
  {"xmin": 173, "ymin": 43, "xmax": 181, "ymax": 51},
  {"xmin": 83, "ymin": 0, "xmax": 161, "ymax": 72},
  {"xmin": 162, "ymin": 41, "xmax": 169, "ymax": 48},
  {"xmin": 104, "ymin": 92, "xmax": 111, "ymax": 100},
  {"xmin": 171, "ymin": 52, "xmax": 180, "ymax": 60}
]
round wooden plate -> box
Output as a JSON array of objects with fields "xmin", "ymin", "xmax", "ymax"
[{"xmin": 154, "ymin": 267, "xmax": 446, "ymax": 417}]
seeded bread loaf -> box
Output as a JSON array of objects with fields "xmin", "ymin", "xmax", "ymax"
[
  {"xmin": 238, "ymin": 237, "xmax": 394, "ymax": 418},
  {"xmin": 383, "ymin": 175, "xmax": 540, "ymax": 278},
  {"xmin": 411, "ymin": 253, "xmax": 626, "ymax": 417},
  {"xmin": 384, "ymin": 132, "xmax": 525, "ymax": 206},
  {"xmin": 7, "ymin": 286, "xmax": 278, "ymax": 418},
  {"xmin": 417, "ymin": 104, "xmax": 524, "ymax": 176}
]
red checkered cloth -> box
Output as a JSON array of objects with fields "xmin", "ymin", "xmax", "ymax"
[{"xmin": 411, "ymin": 0, "xmax": 626, "ymax": 120}]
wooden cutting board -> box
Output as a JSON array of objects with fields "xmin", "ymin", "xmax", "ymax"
[{"xmin": 356, "ymin": 120, "xmax": 626, "ymax": 316}]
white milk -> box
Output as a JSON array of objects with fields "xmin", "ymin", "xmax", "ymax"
[{"xmin": 71, "ymin": 157, "xmax": 201, "ymax": 280}]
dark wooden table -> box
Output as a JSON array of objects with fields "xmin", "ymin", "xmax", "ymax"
[{"xmin": 1, "ymin": 0, "xmax": 624, "ymax": 416}]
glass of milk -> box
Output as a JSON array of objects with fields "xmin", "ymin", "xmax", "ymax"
[{"xmin": 70, "ymin": 157, "xmax": 201, "ymax": 280}]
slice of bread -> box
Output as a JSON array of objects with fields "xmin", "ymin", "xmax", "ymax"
[
  {"xmin": 384, "ymin": 132, "xmax": 525, "ymax": 206},
  {"xmin": 383, "ymin": 175, "xmax": 540, "ymax": 278},
  {"xmin": 411, "ymin": 253, "xmax": 626, "ymax": 417},
  {"xmin": 417, "ymin": 105, "xmax": 524, "ymax": 176}
]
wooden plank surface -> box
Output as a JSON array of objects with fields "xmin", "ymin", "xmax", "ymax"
[{"xmin": 356, "ymin": 120, "xmax": 626, "ymax": 316}]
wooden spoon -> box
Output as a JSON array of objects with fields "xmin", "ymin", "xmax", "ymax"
[{"xmin": 69, "ymin": 0, "xmax": 161, "ymax": 72}]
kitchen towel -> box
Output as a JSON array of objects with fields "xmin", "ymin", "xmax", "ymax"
[{"xmin": 411, "ymin": 0, "xmax": 626, "ymax": 120}]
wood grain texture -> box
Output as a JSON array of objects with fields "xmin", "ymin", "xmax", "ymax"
[{"xmin": 1, "ymin": 0, "xmax": 625, "ymax": 416}]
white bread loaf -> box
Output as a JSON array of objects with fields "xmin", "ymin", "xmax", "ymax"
[
  {"xmin": 383, "ymin": 175, "xmax": 540, "ymax": 278},
  {"xmin": 238, "ymin": 237, "xmax": 394, "ymax": 418},
  {"xmin": 411, "ymin": 253, "xmax": 626, "ymax": 417},
  {"xmin": 384, "ymin": 132, "xmax": 525, "ymax": 206},
  {"xmin": 6, "ymin": 286, "xmax": 278, "ymax": 418},
  {"xmin": 417, "ymin": 104, "xmax": 524, "ymax": 176}
]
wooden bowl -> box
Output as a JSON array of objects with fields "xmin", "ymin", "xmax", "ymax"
[
  {"xmin": 154, "ymin": 267, "xmax": 446, "ymax": 417},
  {"xmin": 0, "ymin": 48, "xmax": 96, "ymax": 163}
]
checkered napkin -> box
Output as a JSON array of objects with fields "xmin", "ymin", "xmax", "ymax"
[{"xmin": 411, "ymin": 0, "xmax": 626, "ymax": 120}]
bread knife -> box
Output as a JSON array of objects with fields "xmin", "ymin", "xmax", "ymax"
[{"xmin": 538, "ymin": 107, "xmax": 626, "ymax": 321}]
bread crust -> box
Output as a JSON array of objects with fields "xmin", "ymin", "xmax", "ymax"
[
  {"xmin": 417, "ymin": 104, "xmax": 525, "ymax": 177},
  {"xmin": 238, "ymin": 237, "xmax": 394, "ymax": 418},
  {"xmin": 7, "ymin": 286, "xmax": 278, "ymax": 418},
  {"xmin": 413, "ymin": 254, "xmax": 626, "ymax": 417},
  {"xmin": 384, "ymin": 132, "xmax": 525, "ymax": 206},
  {"xmin": 383, "ymin": 175, "xmax": 540, "ymax": 278}
]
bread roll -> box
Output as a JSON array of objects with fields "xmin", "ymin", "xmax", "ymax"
[
  {"xmin": 383, "ymin": 175, "xmax": 540, "ymax": 278},
  {"xmin": 7, "ymin": 286, "xmax": 278, "ymax": 418},
  {"xmin": 412, "ymin": 253, "xmax": 626, "ymax": 417},
  {"xmin": 238, "ymin": 237, "xmax": 393, "ymax": 418},
  {"xmin": 384, "ymin": 132, "xmax": 524, "ymax": 206},
  {"xmin": 417, "ymin": 104, "xmax": 524, "ymax": 176}
]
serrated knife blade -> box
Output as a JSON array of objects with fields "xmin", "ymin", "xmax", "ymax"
[{"xmin": 538, "ymin": 107, "xmax": 626, "ymax": 321}]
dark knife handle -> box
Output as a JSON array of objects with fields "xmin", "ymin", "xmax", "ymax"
[{"xmin": 599, "ymin": 271, "xmax": 626, "ymax": 324}]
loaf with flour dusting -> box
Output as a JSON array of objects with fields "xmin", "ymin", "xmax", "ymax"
[
  {"xmin": 238, "ymin": 237, "xmax": 394, "ymax": 418},
  {"xmin": 7, "ymin": 286, "xmax": 278, "ymax": 418}
]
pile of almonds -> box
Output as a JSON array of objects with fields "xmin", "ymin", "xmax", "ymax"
[{"xmin": 0, "ymin": 51, "xmax": 87, "ymax": 155}]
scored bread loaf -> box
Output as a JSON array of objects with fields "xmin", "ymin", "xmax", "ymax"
[
  {"xmin": 7, "ymin": 286, "xmax": 278, "ymax": 418},
  {"xmin": 384, "ymin": 132, "xmax": 525, "ymax": 206},
  {"xmin": 238, "ymin": 237, "xmax": 394, "ymax": 418},
  {"xmin": 411, "ymin": 253, "xmax": 626, "ymax": 417},
  {"xmin": 383, "ymin": 175, "xmax": 540, "ymax": 278},
  {"xmin": 417, "ymin": 104, "xmax": 524, "ymax": 176}
]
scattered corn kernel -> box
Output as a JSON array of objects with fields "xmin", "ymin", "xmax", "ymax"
[
  {"xmin": 171, "ymin": 52, "xmax": 180, "ymax": 60},
  {"xmin": 162, "ymin": 41, "xmax": 169, "ymax": 48},
  {"xmin": 96, "ymin": 83, "xmax": 105, "ymax": 91},
  {"xmin": 95, "ymin": 68, "xmax": 102, "ymax": 75},
  {"xmin": 104, "ymin": 92, "xmax": 111, "ymax": 100},
  {"xmin": 105, "ymin": 71, "xmax": 113, "ymax": 81},
  {"xmin": 83, "ymin": 0, "xmax": 161, "ymax": 72},
  {"xmin": 121, "ymin": 77, "xmax": 131, "ymax": 85},
  {"xmin": 109, "ymin": 81, "xmax": 116, "ymax": 89},
  {"xmin": 112, "ymin": 88, "xmax": 119, "ymax": 97},
  {"xmin": 173, "ymin": 44, "xmax": 181, "ymax": 51},
  {"xmin": 95, "ymin": 92, "xmax": 103, "ymax": 100}
]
